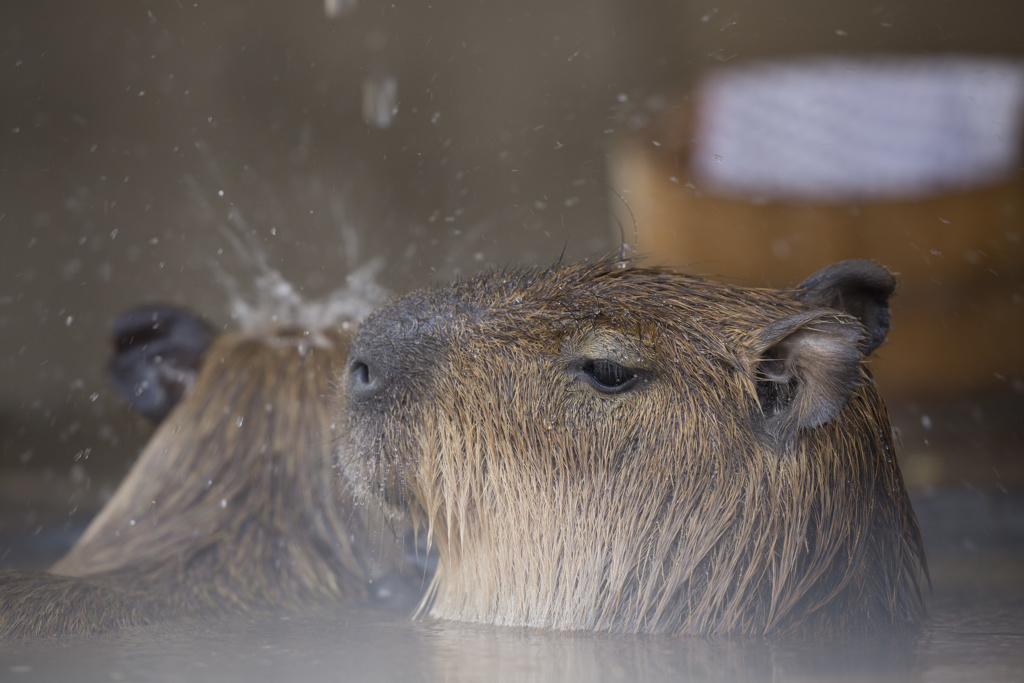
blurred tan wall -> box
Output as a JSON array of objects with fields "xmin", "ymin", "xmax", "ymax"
[{"xmin": 610, "ymin": 114, "xmax": 1024, "ymax": 399}]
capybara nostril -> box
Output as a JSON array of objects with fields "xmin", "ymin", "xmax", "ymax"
[
  {"xmin": 348, "ymin": 358, "xmax": 378, "ymax": 400},
  {"xmin": 345, "ymin": 324, "xmax": 410, "ymax": 404}
]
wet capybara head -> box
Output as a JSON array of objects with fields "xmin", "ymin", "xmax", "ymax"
[
  {"xmin": 342, "ymin": 258, "xmax": 927, "ymax": 637},
  {"xmin": 1, "ymin": 308, "xmax": 415, "ymax": 639}
]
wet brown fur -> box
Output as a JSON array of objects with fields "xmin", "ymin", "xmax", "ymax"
[
  {"xmin": 343, "ymin": 259, "xmax": 928, "ymax": 637},
  {"xmin": 0, "ymin": 325, "xmax": 404, "ymax": 638},
  {"xmin": 1, "ymin": 259, "xmax": 927, "ymax": 640}
]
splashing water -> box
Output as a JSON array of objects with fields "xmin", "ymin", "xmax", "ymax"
[
  {"xmin": 180, "ymin": 153, "xmax": 390, "ymax": 341},
  {"xmin": 215, "ymin": 215, "xmax": 389, "ymax": 336}
]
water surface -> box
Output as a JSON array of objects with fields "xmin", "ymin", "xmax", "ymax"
[{"xmin": 2, "ymin": 552, "xmax": 1020, "ymax": 683}]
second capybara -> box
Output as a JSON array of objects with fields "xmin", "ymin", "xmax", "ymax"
[
  {"xmin": 342, "ymin": 258, "xmax": 928, "ymax": 637},
  {"xmin": 0, "ymin": 307, "xmax": 418, "ymax": 639}
]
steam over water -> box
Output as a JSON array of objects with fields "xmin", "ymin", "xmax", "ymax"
[{"xmin": 2, "ymin": 555, "xmax": 1023, "ymax": 683}]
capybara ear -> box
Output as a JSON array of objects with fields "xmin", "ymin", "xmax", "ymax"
[
  {"xmin": 792, "ymin": 259, "xmax": 897, "ymax": 356},
  {"xmin": 107, "ymin": 305, "xmax": 215, "ymax": 422},
  {"xmin": 751, "ymin": 310, "xmax": 863, "ymax": 434}
]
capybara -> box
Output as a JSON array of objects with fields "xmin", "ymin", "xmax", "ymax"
[
  {"xmin": 342, "ymin": 258, "xmax": 928, "ymax": 637},
  {"xmin": 0, "ymin": 306, "xmax": 416, "ymax": 638}
]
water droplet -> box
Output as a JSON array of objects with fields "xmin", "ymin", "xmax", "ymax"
[
  {"xmin": 362, "ymin": 75, "xmax": 398, "ymax": 129},
  {"xmin": 324, "ymin": 0, "xmax": 358, "ymax": 18}
]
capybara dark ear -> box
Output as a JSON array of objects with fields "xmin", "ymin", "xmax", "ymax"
[
  {"xmin": 107, "ymin": 305, "xmax": 215, "ymax": 422},
  {"xmin": 751, "ymin": 311, "xmax": 863, "ymax": 434},
  {"xmin": 792, "ymin": 259, "xmax": 896, "ymax": 356}
]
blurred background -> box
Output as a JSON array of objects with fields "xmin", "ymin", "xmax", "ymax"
[{"xmin": 1, "ymin": 0, "xmax": 1022, "ymax": 569}]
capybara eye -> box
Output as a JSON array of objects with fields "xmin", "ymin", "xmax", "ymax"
[{"xmin": 578, "ymin": 358, "xmax": 639, "ymax": 394}]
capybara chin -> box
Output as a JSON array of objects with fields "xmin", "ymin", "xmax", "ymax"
[
  {"xmin": 342, "ymin": 258, "xmax": 928, "ymax": 637},
  {"xmin": 0, "ymin": 309, "xmax": 412, "ymax": 639}
]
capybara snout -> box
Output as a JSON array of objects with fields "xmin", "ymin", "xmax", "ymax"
[{"xmin": 347, "ymin": 289, "xmax": 483, "ymax": 408}]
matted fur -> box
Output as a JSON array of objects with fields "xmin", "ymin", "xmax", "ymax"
[
  {"xmin": 343, "ymin": 259, "xmax": 927, "ymax": 636},
  {"xmin": 1, "ymin": 326, "xmax": 403, "ymax": 638}
]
